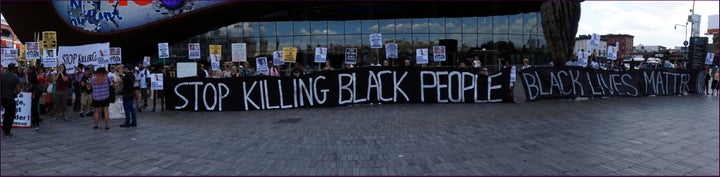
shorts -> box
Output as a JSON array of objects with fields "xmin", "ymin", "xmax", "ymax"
[
  {"xmin": 92, "ymin": 98, "xmax": 110, "ymax": 108},
  {"xmin": 81, "ymin": 93, "xmax": 92, "ymax": 109}
]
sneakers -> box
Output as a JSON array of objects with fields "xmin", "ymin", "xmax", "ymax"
[
  {"xmin": 130, "ymin": 124, "xmax": 137, "ymax": 127},
  {"xmin": 119, "ymin": 124, "xmax": 131, "ymax": 128},
  {"xmin": 3, "ymin": 133, "xmax": 14, "ymax": 138}
]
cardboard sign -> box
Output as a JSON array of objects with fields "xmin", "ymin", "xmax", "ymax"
[
  {"xmin": 143, "ymin": 56, "xmax": 151, "ymax": 66},
  {"xmin": 231, "ymin": 43, "xmax": 247, "ymax": 62},
  {"xmin": 314, "ymin": 47, "xmax": 328, "ymax": 63},
  {"xmin": 151, "ymin": 73, "xmax": 164, "ymax": 90},
  {"xmin": 370, "ymin": 33, "xmax": 383, "ymax": 49},
  {"xmin": 256, "ymin": 57, "xmax": 269, "ymax": 75},
  {"xmin": 272, "ymin": 51, "xmax": 284, "ymax": 66},
  {"xmin": 345, "ymin": 48, "xmax": 358, "ymax": 64},
  {"xmin": 283, "ymin": 47, "xmax": 297, "ymax": 63},
  {"xmin": 176, "ymin": 62, "xmax": 197, "ymax": 78},
  {"xmin": 109, "ymin": 47, "xmax": 122, "ymax": 64},
  {"xmin": 188, "ymin": 43, "xmax": 201, "ymax": 60},
  {"xmin": 158, "ymin": 42, "xmax": 170, "ymax": 59},
  {"xmin": 25, "ymin": 42, "xmax": 40, "ymax": 60},
  {"xmin": 386, "ymin": 43, "xmax": 398, "ymax": 59},
  {"xmin": 0, "ymin": 92, "xmax": 32, "ymax": 128},
  {"xmin": 432, "ymin": 46, "xmax": 446, "ymax": 62},
  {"xmin": 705, "ymin": 53, "xmax": 715, "ymax": 65},
  {"xmin": 416, "ymin": 48, "xmax": 429, "ymax": 64},
  {"xmin": 42, "ymin": 48, "xmax": 57, "ymax": 67}
]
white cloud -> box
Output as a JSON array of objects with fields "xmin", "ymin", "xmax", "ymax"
[{"xmin": 578, "ymin": 1, "xmax": 718, "ymax": 48}]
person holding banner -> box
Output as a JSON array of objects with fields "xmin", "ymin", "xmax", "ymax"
[
  {"xmin": 240, "ymin": 62, "xmax": 254, "ymax": 77},
  {"xmin": 323, "ymin": 60, "xmax": 334, "ymax": 71},
  {"xmin": 268, "ymin": 60, "xmax": 280, "ymax": 77},
  {"xmin": 91, "ymin": 68, "xmax": 112, "ymax": 130},
  {"xmin": 53, "ymin": 64, "xmax": 71, "ymax": 122},
  {"xmin": 2, "ymin": 64, "xmax": 20, "ymax": 138}
]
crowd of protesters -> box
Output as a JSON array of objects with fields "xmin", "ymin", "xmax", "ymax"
[{"xmin": 2, "ymin": 54, "xmax": 718, "ymax": 138}]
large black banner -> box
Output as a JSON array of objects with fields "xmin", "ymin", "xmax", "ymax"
[
  {"xmin": 520, "ymin": 67, "xmax": 703, "ymax": 101},
  {"xmin": 165, "ymin": 67, "xmax": 512, "ymax": 111}
]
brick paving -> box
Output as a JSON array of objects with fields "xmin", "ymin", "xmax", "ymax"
[{"xmin": 1, "ymin": 95, "xmax": 718, "ymax": 175}]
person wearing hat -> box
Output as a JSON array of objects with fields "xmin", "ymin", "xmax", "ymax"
[
  {"xmin": 91, "ymin": 67, "xmax": 112, "ymax": 129},
  {"xmin": 2, "ymin": 63, "xmax": 21, "ymax": 137},
  {"xmin": 120, "ymin": 64, "xmax": 137, "ymax": 127}
]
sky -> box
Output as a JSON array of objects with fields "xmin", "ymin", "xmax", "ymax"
[{"xmin": 577, "ymin": 1, "xmax": 719, "ymax": 48}]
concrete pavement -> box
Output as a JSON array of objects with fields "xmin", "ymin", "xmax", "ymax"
[{"xmin": 1, "ymin": 95, "xmax": 718, "ymax": 175}]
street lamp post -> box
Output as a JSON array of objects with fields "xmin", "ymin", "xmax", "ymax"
[{"xmin": 675, "ymin": 23, "xmax": 689, "ymax": 62}]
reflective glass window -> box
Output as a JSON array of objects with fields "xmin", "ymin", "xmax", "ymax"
[
  {"xmin": 294, "ymin": 36, "xmax": 311, "ymax": 51},
  {"xmin": 429, "ymin": 18, "xmax": 445, "ymax": 33},
  {"xmin": 536, "ymin": 13, "xmax": 543, "ymax": 34},
  {"xmin": 524, "ymin": 12, "xmax": 539, "ymax": 34},
  {"xmin": 383, "ymin": 34, "xmax": 396, "ymax": 44},
  {"xmin": 294, "ymin": 21, "xmax": 311, "ymax": 36},
  {"xmin": 509, "ymin": 14, "xmax": 523, "ymax": 35},
  {"xmin": 396, "ymin": 33, "xmax": 412, "ymax": 54},
  {"xmin": 258, "ymin": 37, "xmax": 272, "ymax": 55},
  {"xmin": 311, "ymin": 21, "xmax": 327, "ymax": 35},
  {"xmin": 312, "ymin": 35, "xmax": 328, "ymax": 47},
  {"xmin": 509, "ymin": 35, "xmax": 524, "ymax": 50},
  {"xmin": 412, "ymin": 18, "xmax": 428, "ymax": 33},
  {"xmin": 344, "ymin": 35, "xmax": 361, "ymax": 49},
  {"xmin": 479, "ymin": 34, "xmax": 492, "ymax": 49},
  {"xmin": 229, "ymin": 22, "xmax": 243, "ymax": 38},
  {"xmin": 327, "ymin": 21, "xmax": 344, "ymax": 35},
  {"xmin": 277, "ymin": 36, "xmax": 293, "ymax": 49},
  {"xmin": 413, "ymin": 33, "xmax": 429, "ymax": 49},
  {"xmin": 362, "ymin": 20, "xmax": 379, "ymax": 34},
  {"xmin": 345, "ymin": 20, "xmax": 361, "ymax": 34},
  {"xmin": 429, "ymin": 34, "xmax": 446, "ymax": 48},
  {"xmin": 462, "ymin": 17, "xmax": 478, "ymax": 33},
  {"xmin": 260, "ymin": 22, "xmax": 276, "ymax": 37},
  {"xmin": 328, "ymin": 35, "xmax": 345, "ymax": 50},
  {"xmin": 493, "ymin": 34, "xmax": 508, "ymax": 43},
  {"xmin": 478, "ymin": 17, "xmax": 492, "ymax": 34},
  {"xmin": 277, "ymin": 22, "xmax": 293, "ymax": 36},
  {"xmin": 263, "ymin": 37, "xmax": 278, "ymax": 52},
  {"xmin": 395, "ymin": 19, "xmax": 411, "ymax": 33},
  {"xmin": 493, "ymin": 16, "xmax": 508, "ymax": 33},
  {"xmin": 244, "ymin": 22, "xmax": 259, "ymax": 38},
  {"xmin": 446, "ymin": 18, "xmax": 462, "ymax": 33},
  {"xmin": 462, "ymin": 33, "xmax": 478, "ymax": 51},
  {"xmin": 379, "ymin": 19, "xmax": 395, "ymax": 34}
]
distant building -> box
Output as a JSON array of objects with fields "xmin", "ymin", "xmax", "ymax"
[
  {"xmin": 574, "ymin": 34, "xmax": 607, "ymax": 58},
  {"xmin": 633, "ymin": 45, "xmax": 667, "ymax": 53},
  {"xmin": 708, "ymin": 14, "xmax": 718, "ymax": 35},
  {"xmin": 1, "ymin": 16, "xmax": 22, "ymax": 49},
  {"xmin": 601, "ymin": 34, "xmax": 634, "ymax": 62}
]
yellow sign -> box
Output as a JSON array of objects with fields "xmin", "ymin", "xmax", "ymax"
[
  {"xmin": 282, "ymin": 47, "xmax": 297, "ymax": 63},
  {"xmin": 42, "ymin": 31, "xmax": 57, "ymax": 49},
  {"xmin": 209, "ymin": 45, "xmax": 222, "ymax": 55},
  {"xmin": 19, "ymin": 46, "xmax": 26, "ymax": 60}
]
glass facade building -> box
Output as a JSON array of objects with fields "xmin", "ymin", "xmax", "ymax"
[{"xmin": 173, "ymin": 12, "xmax": 550, "ymax": 68}]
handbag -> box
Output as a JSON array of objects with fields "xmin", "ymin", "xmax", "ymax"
[{"xmin": 107, "ymin": 79, "xmax": 116, "ymax": 103}]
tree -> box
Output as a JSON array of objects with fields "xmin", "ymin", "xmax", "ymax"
[{"xmin": 540, "ymin": 0, "xmax": 582, "ymax": 67}]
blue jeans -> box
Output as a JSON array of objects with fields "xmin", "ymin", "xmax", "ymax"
[{"xmin": 123, "ymin": 98, "xmax": 137, "ymax": 125}]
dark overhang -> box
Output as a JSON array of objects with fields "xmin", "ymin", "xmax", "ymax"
[{"xmin": 1, "ymin": 1, "xmax": 546, "ymax": 63}]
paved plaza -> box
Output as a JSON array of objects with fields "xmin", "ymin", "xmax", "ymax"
[{"xmin": 1, "ymin": 95, "xmax": 718, "ymax": 176}]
